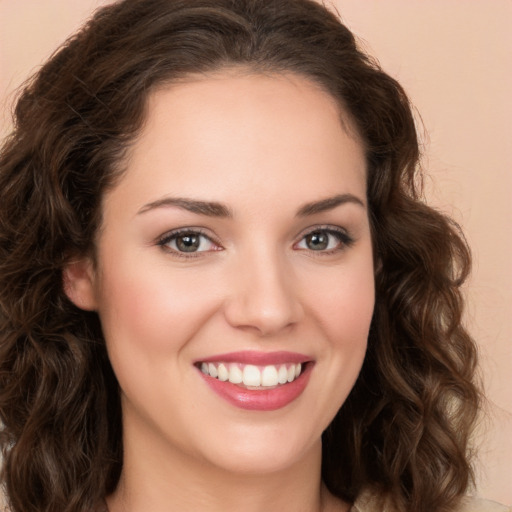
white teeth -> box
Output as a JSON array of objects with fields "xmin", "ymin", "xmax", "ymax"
[
  {"xmin": 200, "ymin": 361, "xmax": 305, "ymax": 387},
  {"xmin": 208, "ymin": 363, "xmax": 218, "ymax": 378},
  {"xmin": 261, "ymin": 365, "xmax": 279, "ymax": 387},
  {"xmin": 217, "ymin": 363, "xmax": 229, "ymax": 381},
  {"xmin": 243, "ymin": 365, "xmax": 261, "ymax": 387},
  {"xmin": 277, "ymin": 365, "xmax": 288, "ymax": 384},
  {"xmin": 228, "ymin": 364, "xmax": 243, "ymax": 384}
]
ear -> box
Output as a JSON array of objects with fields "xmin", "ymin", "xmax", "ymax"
[{"xmin": 62, "ymin": 257, "xmax": 98, "ymax": 311}]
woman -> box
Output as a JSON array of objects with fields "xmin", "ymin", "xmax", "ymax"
[{"xmin": 0, "ymin": 1, "xmax": 507, "ymax": 511}]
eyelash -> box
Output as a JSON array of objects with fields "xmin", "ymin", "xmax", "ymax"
[
  {"xmin": 294, "ymin": 226, "xmax": 354, "ymax": 255},
  {"xmin": 156, "ymin": 225, "xmax": 354, "ymax": 259},
  {"xmin": 157, "ymin": 228, "xmax": 221, "ymax": 259}
]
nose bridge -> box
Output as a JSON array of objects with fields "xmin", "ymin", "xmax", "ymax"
[{"xmin": 224, "ymin": 241, "xmax": 302, "ymax": 336}]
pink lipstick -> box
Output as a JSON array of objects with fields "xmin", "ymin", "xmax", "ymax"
[{"xmin": 195, "ymin": 351, "xmax": 314, "ymax": 411}]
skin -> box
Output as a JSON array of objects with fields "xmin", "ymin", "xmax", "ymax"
[{"xmin": 65, "ymin": 71, "xmax": 375, "ymax": 512}]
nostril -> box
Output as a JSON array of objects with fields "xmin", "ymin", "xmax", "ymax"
[{"xmin": 222, "ymin": 266, "xmax": 304, "ymax": 336}]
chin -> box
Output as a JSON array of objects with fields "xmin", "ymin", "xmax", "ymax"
[{"xmin": 194, "ymin": 425, "xmax": 321, "ymax": 476}]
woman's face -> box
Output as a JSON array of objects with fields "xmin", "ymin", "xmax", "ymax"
[{"xmin": 75, "ymin": 72, "xmax": 375, "ymax": 475}]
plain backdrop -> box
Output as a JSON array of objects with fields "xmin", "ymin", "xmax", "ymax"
[{"xmin": 0, "ymin": 0, "xmax": 511, "ymax": 505}]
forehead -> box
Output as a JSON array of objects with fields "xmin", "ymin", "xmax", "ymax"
[
  {"xmin": 109, "ymin": 71, "xmax": 367, "ymax": 212},
  {"xmin": 142, "ymin": 69, "xmax": 363, "ymax": 154}
]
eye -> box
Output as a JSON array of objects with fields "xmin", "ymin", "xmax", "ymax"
[
  {"xmin": 158, "ymin": 229, "xmax": 220, "ymax": 255},
  {"xmin": 295, "ymin": 227, "xmax": 353, "ymax": 253}
]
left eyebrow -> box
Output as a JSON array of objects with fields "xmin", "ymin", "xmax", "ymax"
[{"xmin": 296, "ymin": 194, "xmax": 366, "ymax": 217}]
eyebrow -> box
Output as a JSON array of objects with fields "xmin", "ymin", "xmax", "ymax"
[
  {"xmin": 296, "ymin": 193, "xmax": 366, "ymax": 216},
  {"xmin": 137, "ymin": 193, "xmax": 365, "ymax": 218},
  {"xmin": 138, "ymin": 197, "xmax": 233, "ymax": 217}
]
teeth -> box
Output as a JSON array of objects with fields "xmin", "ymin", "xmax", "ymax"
[
  {"xmin": 208, "ymin": 363, "xmax": 218, "ymax": 378},
  {"xmin": 217, "ymin": 363, "xmax": 229, "ymax": 381},
  {"xmin": 261, "ymin": 365, "xmax": 278, "ymax": 387},
  {"xmin": 243, "ymin": 365, "xmax": 261, "ymax": 386},
  {"xmin": 277, "ymin": 365, "xmax": 288, "ymax": 384},
  {"xmin": 228, "ymin": 364, "xmax": 243, "ymax": 384},
  {"xmin": 199, "ymin": 361, "xmax": 304, "ymax": 387}
]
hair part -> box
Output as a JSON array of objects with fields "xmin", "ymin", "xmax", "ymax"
[{"xmin": 0, "ymin": 1, "xmax": 479, "ymax": 511}]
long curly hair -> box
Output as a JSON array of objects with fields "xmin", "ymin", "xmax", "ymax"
[{"xmin": 0, "ymin": 1, "xmax": 479, "ymax": 511}]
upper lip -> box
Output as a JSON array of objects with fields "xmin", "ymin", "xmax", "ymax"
[{"xmin": 195, "ymin": 350, "xmax": 312, "ymax": 365}]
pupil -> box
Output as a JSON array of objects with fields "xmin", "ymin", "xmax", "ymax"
[
  {"xmin": 177, "ymin": 234, "xmax": 200, "ymax": 252},
  {"xmin": 307, "ymin": 231, "xmax": 328, "ymax": 250}
]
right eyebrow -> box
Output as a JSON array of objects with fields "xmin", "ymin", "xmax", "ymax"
[{"xmin": 137, "ymin": 196, "xmax": 233, "ymax": 218}]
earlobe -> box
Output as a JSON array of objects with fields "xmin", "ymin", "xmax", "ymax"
[{"xmin": 62, "ymin": 258, "xmax": 98, "ymax": 311}]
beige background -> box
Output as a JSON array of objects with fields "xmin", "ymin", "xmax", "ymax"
[{"xmin": 1, "ymin": 0, "xmax": 510, "ymax": 505}]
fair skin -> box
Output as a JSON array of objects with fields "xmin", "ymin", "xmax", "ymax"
[{"xmin": 65, "ymin": 71, "xmax": 375, "ymax": 512}]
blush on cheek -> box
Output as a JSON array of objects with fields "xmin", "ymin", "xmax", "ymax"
[
  {"xmin": 318, "ymin": 282, "xmax": 374, "ymax": 340},
  {"xmin": 99, "ymin": 262, "xmax": 220, "ymax": 355}
]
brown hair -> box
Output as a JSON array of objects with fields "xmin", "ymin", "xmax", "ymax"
[{"xmin": 0, "ymin": 1, "xmax": 479, "ymax": 511}]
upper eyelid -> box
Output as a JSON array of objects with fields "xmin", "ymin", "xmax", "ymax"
[
  {"xmin": 156, "ymin": 228, "xmax": 222, "ymax": 258},
  {"xmin": 296, "ymin": 224, "xmax": 350, "ymax": 239},
  {"xmin": 156, "ymin": 224, "xmax": 352, "ymax": 249},
  {"xmin": 157, "ymin": 227, "xmax": 218, "ymax": 243},
  {"xmin": 294, "ymin": 225, "xmax": 355, "ymax": 250}
]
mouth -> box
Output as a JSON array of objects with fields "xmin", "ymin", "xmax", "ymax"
[
  {"xmin": 196, "ymin": 361, "xmax": 306, "ymax": 389},
  {"xmin": 194, "ymin": 351, "xmax": 314, "ymax": 411}
]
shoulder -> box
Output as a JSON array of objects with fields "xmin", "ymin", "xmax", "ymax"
[{"xmin": 351, "ymin": 489, "xmax": 511, "ymax": 512}]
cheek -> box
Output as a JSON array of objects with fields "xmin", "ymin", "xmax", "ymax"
[
  {"xmin": 305, "ymin": 257, "xmax": 375, "ymax": 345},
  {"xmin": 299, "ymin": 256, "xmax": 374, "ymax": 429},
  {"xmin": 95, "ymin": 251, "xmax": 221, "ymax": 358}
]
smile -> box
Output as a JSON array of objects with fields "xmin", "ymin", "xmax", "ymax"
[
  {"xmin": 199, "ymin": 362, "xmax": 303, "ymax": 388},
  {"xmin": 195, "ymin": 351, "xmax": 313, "ymax": 411}
]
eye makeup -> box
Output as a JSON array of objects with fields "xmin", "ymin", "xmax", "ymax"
[
  {"xmin": 294, "ymin": 225, "xmax": 354, "ymax": 255},
  {"xmin": 155, "ymin": 223, "xmax": 355, "ymax": 260},
  {"xmin": 157, "ymin": 227, "xmax": 222, "ymax": 258}
]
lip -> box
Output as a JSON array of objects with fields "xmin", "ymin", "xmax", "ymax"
[
  {"xmin": 195, "ymin": 350, "xmax": 311, "ymax": 365},
  {"xmin": 196, "ymin": 351, "xmax": 314, "ymax": 411}
]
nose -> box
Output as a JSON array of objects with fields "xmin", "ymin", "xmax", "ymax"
[{"xmin": 223, "ymin": 249, "xmax": 304, "ymax": 337}]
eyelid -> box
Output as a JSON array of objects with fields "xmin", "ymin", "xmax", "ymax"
[
  {"xmin": 156, "ymin": 227, "xmax": 223, "ymax": 257},
  {"xmin": 155, "ymin": 224, "xmax": 354, "ymax": 258},
  {"xmin": 294, "ymin": 225, "xmax": 354, "ymax": 253}
]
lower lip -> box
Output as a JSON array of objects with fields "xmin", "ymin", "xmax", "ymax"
[{"xmin": 198, "ymin": 363, "xmax": 313, "ymax": 411}]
